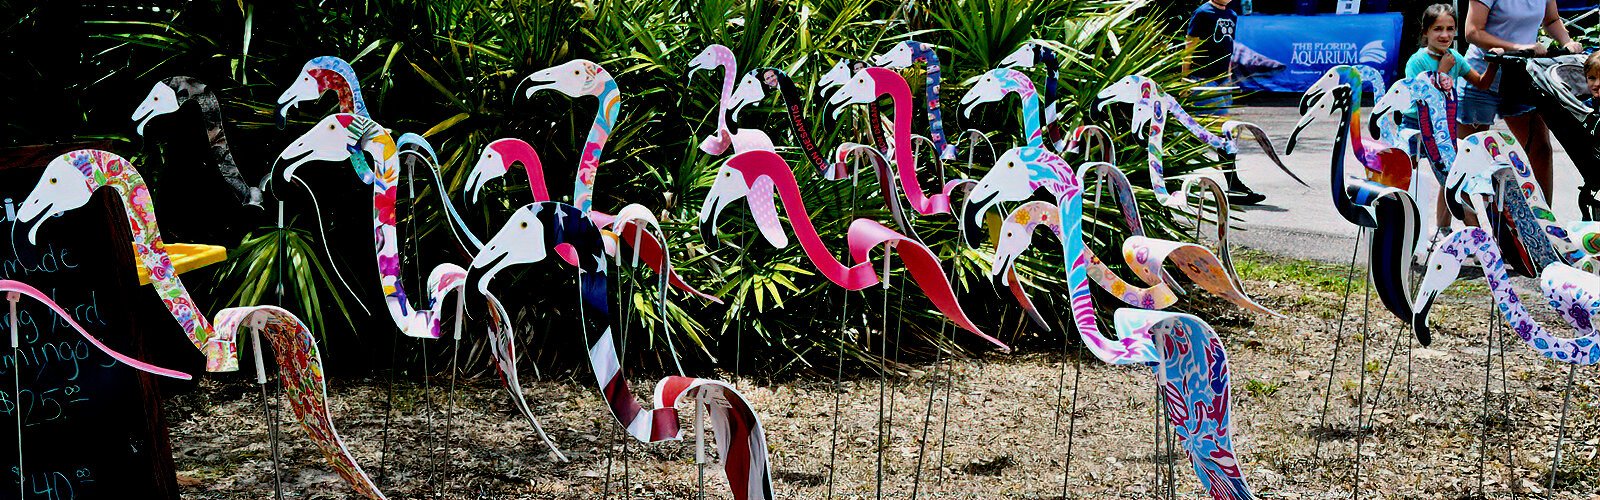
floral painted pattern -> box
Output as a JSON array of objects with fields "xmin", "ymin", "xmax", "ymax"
[
  {"xmin": 1417, "ymin": 228, "xmax": 1600, "ymax": 364},
  {"xmin": 46, "ymin": 150, "xmax": 235, "ymax": 371},
  {"xmin": 994, "ymin": 201, "xmax": 1180, "ymax": 342},
  {"xmin": 213, "ymin": 306, "xmax": 385, "ymax": 499},
  {"xmin": 324, "ymin": 114, "xmax": 468, "ymax": 341},
  {"xmin": 1123, "ymin": 235, "xmax": 1278, "ymax": 317}
]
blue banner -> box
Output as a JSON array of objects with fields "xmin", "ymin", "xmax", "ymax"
[{"xmin": 1234, "ymin": 13, "xmax": 1404, "ymax": 93}]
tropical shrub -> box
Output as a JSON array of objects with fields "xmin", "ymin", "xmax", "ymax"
[{"xmin": 0, "ymin": 0, "xmax": 1224, "ymax": 377}]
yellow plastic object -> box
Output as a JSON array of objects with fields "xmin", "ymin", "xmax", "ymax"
[{"xmin": 136, "ymin": 243, "xmax": 228, "ymax": 286}]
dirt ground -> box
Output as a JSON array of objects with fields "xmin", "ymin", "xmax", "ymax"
[{"xmin": 168, "ymin": 253, "xmax": 1600, "ymax": 499}]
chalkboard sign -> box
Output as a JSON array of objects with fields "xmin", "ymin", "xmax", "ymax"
[{"xmin": 0, "ymin": 143, "xmax": 179, "ymax": 500}]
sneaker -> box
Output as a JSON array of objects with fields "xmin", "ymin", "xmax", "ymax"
[
  {"xmin": 1222, "ymin": 171, "xmax": 1263, "ymax": 205},
  {"xmin": 1225, "ymin": 188, "xmax": 1266, "ymax": 206}
]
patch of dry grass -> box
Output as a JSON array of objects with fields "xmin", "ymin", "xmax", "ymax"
[{"xmin": 169, "ymin": 253, "xmax": 1600, "ymax": 498}]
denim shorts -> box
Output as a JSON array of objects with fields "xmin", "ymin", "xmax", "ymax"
[{"xmin": 1458, "ymin": 72, "xmax": 1535, "ymax": 126}]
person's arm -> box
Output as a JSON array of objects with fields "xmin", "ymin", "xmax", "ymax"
[
  {"xmin": 1465, "ymin": 0, "xmax": 1547, "ymax": 55},
  {"xmin": 1184, "ymin": 36, "xmax": 1200, "ymax": 77},
  {"xmin": 1438, "ymin": 51, "xmax": 1457, "ymax": 75},
  {"xmin": 1464, "ymin": 66, "xmax": 1496, "ymax": 90},
  {"xmin": 1543, "ymin": 0, "xmax": 1585, "ymax": 53}
]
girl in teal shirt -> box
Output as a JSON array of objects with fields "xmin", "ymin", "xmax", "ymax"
[
  {"xmin": 1406, "ymin": 4, "xmax": 1496, "ymax": 247},
  {"xmin": 1403, "ymin": 4, "xmax": 1493, "ymax": 127}
]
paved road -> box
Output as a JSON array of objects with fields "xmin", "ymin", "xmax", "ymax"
[{"xmin": 1209, "ymin": 103, "xmax": 1584, "ymax": 263}]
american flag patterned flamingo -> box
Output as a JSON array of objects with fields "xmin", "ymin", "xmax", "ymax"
[{"xmin": 472, "ymin": 201, "xmax": 775, "ymax": 500}]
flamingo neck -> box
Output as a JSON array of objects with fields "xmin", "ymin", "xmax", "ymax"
[
  {"xmin": 181, "ymin": 87, "xmax": 258, "ymax": 206},
  {"xmin": 1004, "ymin": 82, "xmax": 1042, "ymax": 148},
  {"xmin": 359, "ymin": 136, "xmax": 449, "ymax": 338},
  {"xmin": 1344, "ymin": 88, "xmax": 1371, "ymax": 160},
  {"xmin": 88, "ymin": 155, "xmax": 218, "ymax": 360},
  {"xmin": 716, "ymin": 58, "xmax": 735, "ymax": 134},
  {"xmin": 1051, "ymin": 186, "xmax": 1111, "ymax": 356},
  {"xmin": 740, "ymin": 156, "xmax": 875, "ymax": 289},
  {"xmin": 1039, "ymin": 48, "xmax": 1064, "ymax": 147},
  {"xmin": 908, "ymin": 43, "xmax": 951, "ymax": 157},
  {"xmin": 871, "ymin": 68, "xmax": 949, "ymax": 215},
  {"xmin": 506, "ymin": 142, "xmax": 552, "ymax": 202},
  {"xmin": 761, "ymin": 69, "xmax": 830, "ymax": 176},
  {"xmin": 1447, "ymin": 231, "xmax": 1543, "ymax": 339},
  {"xmin": 1417, "ymin": 104, "xmax": 1450, "ymax": 178},
  {"xmin": 573, "ymin": 75, "xmax": 620, "ymax": 213},
  {"xmin": 1144, "ymin": 101, "xmax": 1174, "ymax": 202},
  {"xmin": 1161, "ymin": 92, "xmax": 1233, "ymax": 151},
  {"xmin": 1328, "ymin": 92, "xmax": 1367, "ymax": 226},
  {"xmin": 312, "ymin": 69, "xmax": 367, "ymax": 118},
  {"xmin": 1026, "ymin": 205, "xmax": 1062, "ymax": 235}
]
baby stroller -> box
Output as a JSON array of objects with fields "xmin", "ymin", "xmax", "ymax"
[{"xmin": 1487, "ymin": 48, "xmax": 1600, "ymax": 219}]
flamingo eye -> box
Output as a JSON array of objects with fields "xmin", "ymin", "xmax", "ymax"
[
  {"xmin": 328, "ymin": 123, "xmax": 336, "ymax": 130},
  {"xmin": 48, "ymin": 178, "xmax": 56, "ymax": 185},
  {"xmin": 153, "ymin": 96, "xmax": 159, "ymax": 101},
  {"xmin": 520, "ymin": 221, "xmax": 528, "ymax": 229}
]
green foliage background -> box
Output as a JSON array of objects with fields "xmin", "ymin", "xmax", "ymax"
[{"xmin": 0, "ymin": 0, "xmax": 1226, "ymax": 378}]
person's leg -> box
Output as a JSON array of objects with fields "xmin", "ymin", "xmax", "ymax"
[
  {"xmin": 1452, "ymin": 123, "xmax": 1489, "ymax": 229},
  {"xmin": 1504, "ymin": 112, "xmax": 1555, "ymax": 202},
  {"xmin": 1459, "ymin": 85, "xmax": 1504, "ymax": 232},
  {"xmin": 1200, "ymin": 87, "xmax": 1263, "ymax": 204}
]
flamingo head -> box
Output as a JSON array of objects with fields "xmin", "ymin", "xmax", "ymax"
[
  {"xmin": 17, "ymin": 152, "xmax": 103, "ymax": 245},
  {"xmin": 990, "ymin": 201, "xmax": 1059, "ymax": 285},
  {"xmin": 1413, "ymin": 227, "xmax": 1483, "ymax": 336},
  {"xmin": 728, "ymin": 71, "xmax": 767, "ymax": 124},
  {"xmin": 1287, "ymin": 83, "xmax": 1349, "ymax": 156},
  {"xmin": 697, "ymin": 161, "xmax": 753, "ymax": 247},
  {"xmin": 1299, "ymin": 67, "xmax": 1355, "ymax": 114},
  {"xmin": 872, "ymin": 41, "xmax": 917, "ymax": 69},
  {"xmin": 962, "ymin": 147, "xmax": 1043, "ymax": 248},
  {"xmin": 827, "ymin": 67, "xmax": 883, "ymax": 119},
  {"xmin": 999, "ymin": 42, "xmax": 1039, "ymax": 69},
  {"xmin": 687, "ymin": 44, "xmax": 731, "ymax": 82},
  {"xmin": 132, "ymin": 79, "xmax": 186, "ymax": 136},
  {"xmin": 276, "ymin": 57, "xmax": 354, "ymax": 126},
  {"xmin": 1370, "ymin": 79, "xmax": 1414, "ymax": 132},
  {"xmin": 520, "ymin": 59, "xmax": 608, "ymax": 99},
  {"xmin": 279, "ymin": 113, "xmax": 371, "ymax": 182},
  {"xmin": 961, "ymin": 69, "xmax": 1027, "ymax": 118},
  {"xmin": 1447, "ymin": 132, "xmax": 1512, "ymax": 204},
  {"xmin": 471, "ymin": 203, "xmax": 551, "ymax": 294},
  {"xmin": 467, "ymin": 138, "xmax": 537, "ymax": 203},
  {"xmin": 817, "ymin": 59, "xmax": 856, "ymax": 96},
  {"xmin": 1095, "ymin": 74, "xmax": 1153, "ymax": 111}
]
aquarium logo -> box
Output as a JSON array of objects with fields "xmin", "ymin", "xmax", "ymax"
[
  {"xmin": 1289, "ymin": 40, "xmax": 1388, "ymax": 66},
  {"xmin": 1359, "ymin": 41, "xmax": 1387, "ymax": 64}
]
